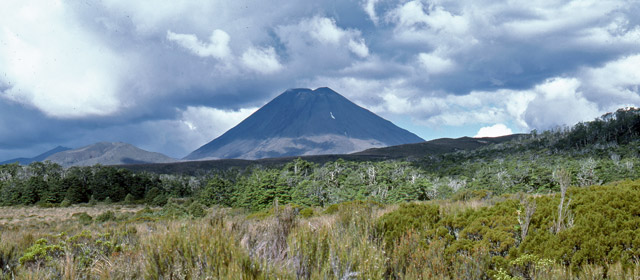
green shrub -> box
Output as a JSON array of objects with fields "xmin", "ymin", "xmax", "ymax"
[
  {"xmin": 95, "ymin": 211, "xmax": 117, "ymax": 223},
  {"xmin": 18, "ymin": 238, "xmax": 64, "ymax": 266},
  {"xmin": 452, "ymin": 189, "xmax": 492, "ymax": 201},
  {"xmin": 124, "ymin": 193, "xmax": 135, "ymax": 205},
  {"xmin": 299, "ymin": 207, "xmax": 314, "ymax": 218},
  {"xmin": 324, "ymin": 200, "xmax": 383, "ymax": 215},
  {"xmin": 187, "ymin": 201, "xmax": 207, "ymax": 218},
  {"xmin": 151, "ymin": 194, "xmax": 168, "ymax": 207},
  {"xmin": 72, "ymin": 212, "xmax": 93, "ymax": 225},
  {"xmin": 376, "ymin": 202, "xmax": 440, "ymax": 247},
  {"xmin": 60, "ymin": 198, "xmax": 72, "ymax": 207},
  {"xmin": 161, "ymin": 203, "xmax": 188, "ymax": 218}
]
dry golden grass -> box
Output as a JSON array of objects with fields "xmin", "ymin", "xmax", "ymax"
[{"xmin": 0, "ymin": 205, "xmax": 144, "ymax": 226}]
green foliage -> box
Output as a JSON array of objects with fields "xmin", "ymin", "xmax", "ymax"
[
  {"xmin": 299, "ymin": 207, "xmax": 314, "ymax": 218},
  {"xmin": 123, "ymin": 193, "xmax": 135, "ymax": 205},
  {"xmin": 151, "ymin": 194, "xmax": 168, "ymax": 206},
  {"xmin": 198, "ymin": 176, "xmax": 233, "ymax": 206},
  {"xmin": 95, "ymin": 211, "xmax": 117, "ymax": 223},
  {"xmin": 18, "ymin": 238, "xmax": 64, "ymax": 266},
  {"xmin": 72, "ymin": 212, "xmax": 93, "ymax": 225},
  {"xmin": 59, "ymin": 198, "xmax": 71, "ymax": 207},
  {"xmin": 187, "ymin": 201, "xmax": 207, "ymax": 218},
  {"xmin": 376, "ymin": 202, "xmax": 440, "ymax": 248}
]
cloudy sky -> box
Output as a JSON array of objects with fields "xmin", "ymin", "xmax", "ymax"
[{"xmin": 1, "ymin": 0, "xmax": 639, "ymax": 160}]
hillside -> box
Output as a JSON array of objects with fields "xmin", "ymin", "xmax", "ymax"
[
  {"xmin": 185, "ymin": 87, "xmax": 424, "ymax": 160},
  {"xmin": 0, "ymin": 146, "xmax": 71, "ymax": 165},
  {"xmin": 121, "ymin": 136, "xmax": 520, "ymax": 175},
  {"xmin": 45, "ymin": 142, "xmax": 176, "ymax": 167},
  {"xmin": 353, "ymin": 134, "xmax": 524, "ymax": 158}
]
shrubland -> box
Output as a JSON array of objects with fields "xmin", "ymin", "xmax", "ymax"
[
  {"xmin": 1, "ymin": 107, "xmax": 640, "ymax": 279},
  {"xmin": 2, "ymin": 180, "xmax": 640, "ymax": 279}
]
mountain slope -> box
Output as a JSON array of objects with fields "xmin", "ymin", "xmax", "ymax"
[
  {"xmin": 0, "ymin": 146, "xmax": 71, "ymax": 165},
  {"xmin": 185, "ymin": 87, "xmax": 424, "ymax": 160},
  {"xmin": 353, "ymin": 135, "xmax": 524, "ymax": 158},
  {"xmin": 45, "ymin": 142, "xmax": 176, "ymax": 167}
]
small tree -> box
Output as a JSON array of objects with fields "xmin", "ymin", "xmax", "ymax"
[
  {"xmin": 552, "ymin": 168, "xmax": 572, "ymax": 233},
  {"xmin": 124, "ymin": 193, "xmax": 135, "ymax": 205}
]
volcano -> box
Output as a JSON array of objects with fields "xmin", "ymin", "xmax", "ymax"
[{"xmin": 184, "ymin": 87, "xmax": 424, "ymax": 160}]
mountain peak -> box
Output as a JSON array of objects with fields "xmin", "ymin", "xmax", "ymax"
[
  {"xmin": 46, "ymin": 142, "xmax": 175, "ymax": 167},
  {"xmin": 184, "ymin": 87, "xmax": 424, "ymax": 160}
]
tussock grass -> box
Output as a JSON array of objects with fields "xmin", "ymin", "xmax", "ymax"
[{"xmin": 2, "ymin": 185, "xmax": 640, "ymax": 279}]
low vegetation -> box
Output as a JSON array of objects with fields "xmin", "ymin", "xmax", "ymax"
[
  {"xmin": 1, "ymin": 108, "xmax": 639, "ymax": 279},
  {"xmin": 1, "ymin": 180, "xmax": 640, "ymax": 279}
]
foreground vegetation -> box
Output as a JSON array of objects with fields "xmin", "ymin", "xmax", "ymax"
[
  {"xmin": 1, "ymin": 108, "xmax": 640, "ymax": 279},
  {"xmin": 2, "ymin": 179, "xmax": 640, "ymax": 279}
]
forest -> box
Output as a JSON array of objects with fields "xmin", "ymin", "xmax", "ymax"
[{"xmin": 1, "ymin": 107, "xmax": 640, "ymax": 279}]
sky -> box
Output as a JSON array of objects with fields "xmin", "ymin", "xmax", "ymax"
[{"xmin": 1, "ymin": 0, "xmax": 640, "ymax": 160}]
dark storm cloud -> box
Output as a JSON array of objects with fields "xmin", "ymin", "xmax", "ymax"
[{"xmin": 1, "ymin": 0, "xmax": 640, "ymax": 160}]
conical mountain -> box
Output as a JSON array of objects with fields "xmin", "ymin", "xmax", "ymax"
[{"xmin": 185, "ymin": 87, "xmax": 424, "ymax": 160}]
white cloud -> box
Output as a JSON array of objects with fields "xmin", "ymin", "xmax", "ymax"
[
  {"xmin": 387, "ymin": 1, "xmax": 473, "ymax": 47},
  {"xmin": 362, "ymin": 0, "xmax": 381, "ymax": 24},
  {"xmin": 580, "ymin": 54, "xmax": 640, "ymax": 108},
  {"xmin": 418, "ymin": 52, "xmax": 456, "ymax": 74},
  {"xmin": 524, "ymin": 77, "xmax": 601, "ymax": 129},
  {"xmin": 155, "ymin": 106, "xmax": 258, "ymax": 155},
  {"xmin": 278, "ymin": 16, "xmax": 370, "ymax": 60},
  {"xmin": 0, "ymin": 0, "xmax": 125, "ymax": 118},
  {"xmin": 167, "ymin": 29, "xmax": 231, "ymax": 59},
  {"xmin": 309, "ymin": 17, "xmax": 345, "ymax": 44},
  {"xmin": 474, "ymin": 124, "xmax": 513, "ymax": 138},
  {"xmin": 348, "ymin": 38, "xmax": 370, "ymax": 58},
  {"xmin": 241, "ymin": 46, "xmax": 283, "ymax": 74}
]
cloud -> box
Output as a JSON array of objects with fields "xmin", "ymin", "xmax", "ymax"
[
  {"xmin": 167, "ymin": 29, "xmax": 231, "ymax": 59},
  {"xmin": 241, "ymin": 46, "xmax": 283, "ymax": 74},
  {"xmin": 0, "ymin": 0, "xmax": 125, "ymax": 118},
  {"xmin": 362, "ymin": 0, "xmax": 381, "ymax": 24},
  {"xmin": 580, "ymin": 54, "xmax": 640, "ymax": 108},
  {"xmin": 348, "ymin": 38, "xmax": 370, "ymax": 58},
  {"xmin": 144, "ymin": 106, "xmax": 258, "ymax": 157},
  {"xmin": 524, "ymin": 78, "xmax": 600, "ymax": 129},
  {"xmin": 387, "ymin": 0, "xmax": 473, "ymax": 47},
  {"xmin": 2, "ymin": 0, "xmax": 640, "ymax": 159},
  {"xmin": 418, "ymin": 52, "xmax": 456, "ymax": 74},
  {"xmin": 277, "ymin": 16, "xmax": 370, "ymax": 63},
  {"xmin": 474, "ymin": 124, "xmax": 513, "ymax": 138}
]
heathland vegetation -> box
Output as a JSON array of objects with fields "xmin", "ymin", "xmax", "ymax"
[{"xmin": 1, "ymin": 107, "xmax": 640, "ymax": 279}]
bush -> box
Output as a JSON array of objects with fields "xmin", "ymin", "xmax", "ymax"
[
  {"xmin": 60, "ymin": 198, "xmax": 72, "ymax": 207},
  {"xmin": 299, "ymin": 207, "xmax": 314, "ymax": 218},
  {"xmin": 452, "ymin": 189, "xmax": 492, "ymax": 201},
  {"xmin": 151, "ymin": 194, "xmax": 168, "ymax": 207},
  {"xmin": 95, "ymin": 211, "xmax": 117, "ymax": 223},
  {"xmin": 124, "ymin": 193, "xmax": 135, "ymax": 205},
  {"xmin": 72, "ymin": 212, "xmax": 93, "ymax": 225},
  {"xmin": 18, "ymin": 238, "xmax": 64, "ymax": 266},
  {"xmin": 187, "ymin": 201, "xmax": 207, "ymax": 218},
  {"xmin": 376, "ymin": 203, "xmax": 440, "ymax": 247}
]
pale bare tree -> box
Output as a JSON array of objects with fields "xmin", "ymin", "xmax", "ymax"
[{"xmin": 552, "ymin": 168, "xmax": 572, "ymax": 233}]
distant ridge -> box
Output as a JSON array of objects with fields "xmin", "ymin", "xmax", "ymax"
[
  {"xmin": 45, "ymin": 142, "xmax": 176, "ymax": 167},
  {"xmin": 185, "ymin": 87, "xmax": 424, "ymax": 160},
  {"xmin": 124, "ymin": 135, "xmax": 522, "ymax": 175},
  {"xmin": 0, "ymin": 146, "xmax": 71, "ymax": 165},
  {"xmin": 353, "ymin": 134, "xmax": 524, "ymax": 158}
]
